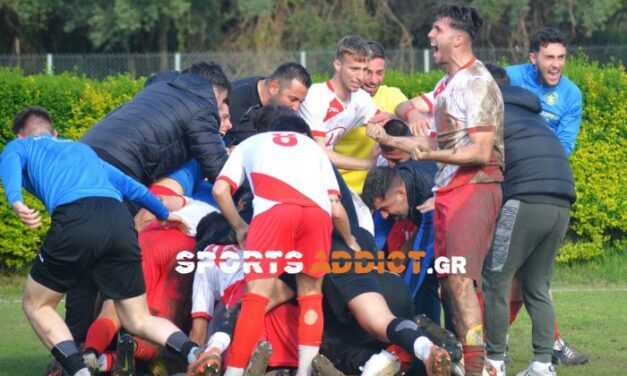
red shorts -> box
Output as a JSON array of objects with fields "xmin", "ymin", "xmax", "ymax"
[
  {"xmin": 245, "ymin": 204, "xmax": 332, "ymax": 280},
  {"xmin": 434, "ymin": 183, "xmax": 501, "ymax": 287}
]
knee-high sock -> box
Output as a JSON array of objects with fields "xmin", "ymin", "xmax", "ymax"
[
  {"xmin": 226, "ymin": 292, "xmax": 269, "ymax": 369},
  {"xmin": 297, "ymin": 294, "xmax": 323, "ymax": 376},
  {"xmin": 84, "ymin": 318, "xmax": 119, "ymax": 354},
  {"xmin": 134, "ymin": 337, "xmax": 159, "ymax": 361}
]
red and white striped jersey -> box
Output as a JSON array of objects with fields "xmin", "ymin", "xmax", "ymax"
[
  {"xmin": 216, "ymin": 131, "xmax": 340, "ymax": 218},
  {"xmin": 298, "ymin": 81, "xmax": 377, "ymax": 147}
]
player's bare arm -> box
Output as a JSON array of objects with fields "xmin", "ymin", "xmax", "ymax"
[
  {"xmin": 366, "ymin": 123, "xmax": 434, "ymax": 155},
  {"xmin": 414, "ymin": 128, "xmax": 495, "ymax": 166},
  {"xmin": 314, "ymin": 136, "xmax": 375, "ymax": 171},
  {"xmin": 329, "ymin": 193, "xmax": 360, "ymax": 252},
  {"xmin": 212, "ymin": 180, "xmax": 248, "ymax": 248}
]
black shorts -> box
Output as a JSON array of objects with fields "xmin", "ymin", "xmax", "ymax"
[
  {"xmin": 322, "ymin": 270, "xmax": 414, "ymax": 374},
  {"xmin": 30, "ymin": 197, "xmax": 145, "ymax": 300},
  {"xmin": 322, "ymin": 227, "xmax": 385, "ymax": 323}
]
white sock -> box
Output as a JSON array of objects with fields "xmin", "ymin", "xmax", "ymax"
[
  {"xmin": 531, "ymin": 361, "xmax": 552, "ymax": 371},
  {"xmin": 224, "ymin": 366, "xmax": 245, "ymax": 376},
  {"xmin": 413, "ymin": 336, "xmax": 434, "ymax": 362},
  {"xmin": 296, "ymin": 345, "xmax": 320, "ymax": 376},
  {"xmin": 73, "ymin": 368, "xmax": 91, "ymax": 376},
  {"xmin": 486, "ymin": 358, "xmax": 505, "ymax": 368},
  {"xmin": 207, "ymin": 331, "xmax": 232, "ymax": 354}
]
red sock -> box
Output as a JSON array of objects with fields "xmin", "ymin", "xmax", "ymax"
[
  {"xmin": 84, "ymin": 318, "xmax": 119, "ymax": 354},
  {"xmin": 553, "ymin": 320, "xmax": 560, "ymax": 340},
  {"xmin": 509, "ymin": 300, "xmax": 523, "ymax": 325},
  {"xmin": 226, "ymin": 292, "xmax": 269, "ymax": 368},
  {"xmin": 385, "ymin": 344, "xmax": 412, "ymax": 370},
  {"xmin": 134, "ymin": 337, "xmax": 159, "ymax": 361},
  {"xmin": 463, "ymin": 345, "xmax": 485, "ymax": 375},
  {"xmin": 297, "ymin": 294, "xmax": 323, "ymax": 346}
]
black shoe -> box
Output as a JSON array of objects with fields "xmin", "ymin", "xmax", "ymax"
[
  {"xmin": 112, "ymin": 331, "xmax": 136, "ymax": 376},
  {"xmin": 414, "ymin": 314, "xmax": 463, "ymax": 363},
  {"xmin": 44, "ymin": 358, "xmax": 70, "ymax": 376},
  {"xmin": 552, "ymin": 338, "xmax": 589, "ymax": 366}
]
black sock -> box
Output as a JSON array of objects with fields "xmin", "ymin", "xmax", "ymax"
[
  {"xmin": 51, "ymin": 340, "xmax": 86, "ymax": 375},
  {"xmin": 386, "ymin": 318, "xmax": 427, "ymax": 355},
  {"xmin": 166, "ymin": 331, "xmax": 198, "ymax": 361}
]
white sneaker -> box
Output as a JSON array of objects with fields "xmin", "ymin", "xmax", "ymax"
[
  {"xmin": 360, "ymin": 350, "xmax": 400, "ymax": 376},
  {"xmin": 516, "ymin": 361, "xmax": 557, "ymax": 376},
  {"xmin": 485, "ymin": 358, "xmax": 506, "ymax": 376}
]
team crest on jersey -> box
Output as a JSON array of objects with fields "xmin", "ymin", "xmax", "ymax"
[{"xmin": 545, "ymin": 92, "xmax": 559, "ymax": 105}]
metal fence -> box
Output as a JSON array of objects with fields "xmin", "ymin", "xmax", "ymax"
[{"xmin": 1, "ymin": 46, "xmax": 626, "ymax": 79}]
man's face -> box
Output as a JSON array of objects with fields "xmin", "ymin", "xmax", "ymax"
[
  {"xmin": 214, "ymin": 87, "xmax": 232, "ymax": 135},
  {"xmin": 530, "ymin": 43, "xmax": 567, "ymax": 86},
  {"xmin": 363, "ymin": 57, "xmax": 385, "ymax": 96},
  {"xmin": 374, "ymin": 186, "xmax": 409, "ymax": 220},
  {"xmin": 268, "ymin": 79, "xmax": 309, "ymax": 112},
  {"xmin": 334, "ymin": 54, "xmax": 368, "ymax": 93},
  {"xmin": 428, "ymin": 17, "xmax": 458, "ymax": 65}
]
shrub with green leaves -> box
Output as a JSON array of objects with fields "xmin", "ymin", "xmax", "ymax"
[{"xmin": 0, "ymin": 60, "xmax": 625, "ymax": 270}]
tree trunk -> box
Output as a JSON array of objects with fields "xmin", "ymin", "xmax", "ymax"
[{"xmin": 159, "ymin": 15, "xmax": 170, "ymax": 71}]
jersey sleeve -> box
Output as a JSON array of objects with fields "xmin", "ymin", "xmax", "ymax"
[
  {"xmin": 0, "ymin": 140, "xmax": 27, "ymax": 205},
  {"xmin": 191, "ymin": 264, "xmax": 217, "ymax": 320},
  {"xmin": 556, "ymin": 88, "xmax": 583, "ymax": 156},
  {"xmin": 463, "ymin": 77, "xmax": 502, "ymax": 132},
  {"xmin": 103, "ymin": 161, "xmax": 169, "ymax": 220},
  {"xmin": 358, "ymin": 92, "xmax": 379, "ymax": 124},
  {"xmin": 215, "ymin": 144, "xmax": 246, "ymax": 194},
  {"xmin": 168, "ymin": 159, "xmax": 203, "ymax": 196},
  {"xmin": 298, "ymin": 88, "xmax": 327, "ymax": 138}
]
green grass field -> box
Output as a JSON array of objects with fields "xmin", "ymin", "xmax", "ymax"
[{"xmin": 1, "ymin": 252, "xmax": 626, "ymax": 375}]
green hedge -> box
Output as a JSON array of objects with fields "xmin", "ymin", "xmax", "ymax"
[{"xmin": 1, "ymin": 59, "xmax": 625, "ymax": 270}]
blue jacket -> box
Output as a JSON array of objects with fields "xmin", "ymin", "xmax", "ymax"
[
  {"xmin": 0, "ymin": 135, "xmax": 169, "ymax": 219},
  {"xmin": 506, "ymin": 63, "xmax": 582, "ymax": 156}
]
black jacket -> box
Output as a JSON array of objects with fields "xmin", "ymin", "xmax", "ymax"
[
  {"xmin": 397, "ymin": 160, "xmax": 438, "ymax": 224},
  {"xmin": 502, "ymin": 86, "xmax": 576, "ymax": 204},
  {"xmin": 82, "ymin": 71, "xmax": 227, "ymax": 185}
]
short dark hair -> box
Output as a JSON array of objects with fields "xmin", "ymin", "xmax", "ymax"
[
  {"xmin": 434, "ymin": 5, "xmax": 483, "ymax": 41},
  {"xmin": 530, "ymin": 27, "xmax": 567, "ymax": 53},
  {"xmin": 268, "ymin": 62, "xmax": 312, "ymax": 88},
  {"xmin": 336, "ymin": 35, "xmax": 370, "ymax": 62},
  {"xmin": 184, "ymin": 61, "xmax": 232, "ymax": 93},
  {"xmin": 366, "ymin": 40, "xmax": 385, "ymax": 60},
  {"xmin": 484, "ymin": 63, "xmax": 510, "ymax": 87},
  {"xmin": 269, "ymin": 115, "xmax": 312, "ymax": 138},
  {"xmin": 380, "ymin": 119, "xmax": 411, "ymax": 153},
  {"xmin": 12, "ymin": 106, "xmax": 53, "ymax": 134},
  {"xmin": 250, "ymin": 104, "xmax": 296, "ymax": 134},
  {"xmin": 362, "ymin": 166, "xmax": 397, "ymax": 210}
]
